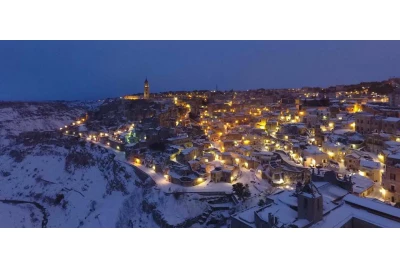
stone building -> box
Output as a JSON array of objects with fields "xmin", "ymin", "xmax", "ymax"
[
  {"xmin": 359, "ymin": 159, "xmax": 382, "ymax": 183},
  {"xmin": 176, "ymin": 147, "xmax": 200, "ymax": 163},
  {"xmin": 382, "ymin": 153, "xmax": 400, "ymax": 204},
  {"xmin": 365, "ymin": 133, "xmax": 391, "ymax": 154}
]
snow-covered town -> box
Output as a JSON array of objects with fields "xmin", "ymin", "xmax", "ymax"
[
  {"xmin": 2, "ymin": 77, "xmax": 400, "ymax": 228},
  {"xmin": 5, "ymin": 7, "xmax": 400, "ymax": 270}
]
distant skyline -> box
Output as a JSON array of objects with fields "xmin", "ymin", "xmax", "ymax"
[{"xmin": 0, "ymin": 40, "xmax": 399, "ymax": 101}]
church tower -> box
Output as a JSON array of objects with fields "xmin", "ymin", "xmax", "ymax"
[{"xmin": 144, "ymin": 78, "xmax": 150, "ymax": 99}]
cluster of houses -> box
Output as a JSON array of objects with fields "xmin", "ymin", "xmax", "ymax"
[
  {"xmin": 58, "ymin": 81, "xmax": 400, "ymax": 207},
  {"xmin": 231, "ymin": 169, "xmax": 400, "ymax": 228}
]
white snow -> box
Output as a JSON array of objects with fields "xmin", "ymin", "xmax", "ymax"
[
  {"xmin": 0, "ymin": 102, "xmax": 86, "ymax": 147},
  {"xmin": 360, "ymin": 159, "xmax": 381, "ymax": 169},
  {"xmin": 0, "ymin": 202, "xmax": 42, "ymax": 228},
  {"xmin": 0, "ymin": 142, "xmax": 138, "ymax": 227},
  {"xmin": 343, "ymin": 194, "xmax": 400, "ymax": 219},
  {"xmin": 313, "ymin": 203, "xmax": 400, "ymax": 228},
  {"xmin": 351, "ymin": 174, "xmax": 374, "ymax": 194},
  {"xmin": 257, "ymin": 203, "xmax": 298, "ymax": 225},
  {"xmin": 383, "ymin": 117, "xmax": 400, "ymax": 122}
]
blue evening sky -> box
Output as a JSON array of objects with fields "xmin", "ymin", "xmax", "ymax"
[{"xmin": 0, "ymin": 41, "xmax": 399, "ymax": 101}]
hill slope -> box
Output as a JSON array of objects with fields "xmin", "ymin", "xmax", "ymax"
[{"xmin": 0, "ymin": 101, "xmax": 102, "ymax": 146}]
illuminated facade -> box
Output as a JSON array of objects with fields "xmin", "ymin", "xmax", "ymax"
[{"xmin": 124, "ymin": 95, "xmax": 140, "ymax": 100}]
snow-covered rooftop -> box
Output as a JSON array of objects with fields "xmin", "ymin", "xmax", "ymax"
[
  {"xmin": 383, "ymin": 117, "xmax": 400, "ymax": 122},
  {"xmin": 312, "ymin": 203, "xmax": 400, "ymax": 228},
  {"xmin": 343, "ymin": 194, "xmax": 400, "ymax": 219},
  {"xmin": 351, "ymin": 174, "xmax": 374, "ymax": 194},
  {"xmin": 360, "ymin": 159, "xmax": 381, "ymax": 169},
  {"xmin": 256, "ymin": 203, "xmax": 298, "ymax": 226},
  {"xmin": 304, "ymin": 145, "xmax": 325, "ymax": 155}
]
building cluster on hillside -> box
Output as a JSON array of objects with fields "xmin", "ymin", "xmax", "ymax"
[{"xmin": 59, "ymin": 78, "xmax": 400, "ymax": 215}]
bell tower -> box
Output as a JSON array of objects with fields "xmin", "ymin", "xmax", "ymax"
[{"xmin": 144, "ymin": 77, "xmax": 150, "ymax": 99}]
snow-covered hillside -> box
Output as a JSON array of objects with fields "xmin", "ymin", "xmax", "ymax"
[
  {"xmin": 0, "ymin": 101, "xmax": 97, "ymax": 147},
  {"xmin": 0, "ymin": 137, "xmax": 138, "ymax": 227},
  {"xmin": 116, "ymin": 189, "xmax": 209, "ymax": 228},
  {"xmin": 0, "ymin": 135, "xmax": 212, "ymax": 227}
]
